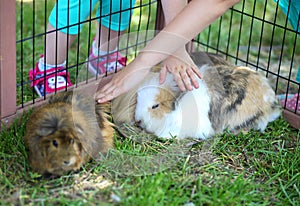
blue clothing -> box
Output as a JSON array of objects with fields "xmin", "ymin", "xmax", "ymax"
[
  {"xmin": 49, "ymin": 0, "xmax": 136, "ymax": 34},
  {"xmin": 274, "ymin": 0, "xmax": 300, "ymax": 33}
]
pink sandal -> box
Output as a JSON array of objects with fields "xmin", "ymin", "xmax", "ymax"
[
  {"xmin": 87, "ymin": 38, "xmax": 127, "ymax": 76},
  {"xmin": 29, "ymin": 58, "xmax": 73, "ymax": 97},
  {"xmin": 280, "ymin": 93, "xmax": 300, "ymax": 113},
  {"xmin": 87, "ymin": 51, "xmax": 127, "ymax": 76}
]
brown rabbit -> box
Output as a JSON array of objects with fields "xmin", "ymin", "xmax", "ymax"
[{"xmin": 24, "ymin": 91, "xmax": 114, "ymax": 176}]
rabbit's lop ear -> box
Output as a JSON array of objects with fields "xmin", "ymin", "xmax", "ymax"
[{"xmin": 172, "ymin": 92, "xmax": 186, "ymax": 110}]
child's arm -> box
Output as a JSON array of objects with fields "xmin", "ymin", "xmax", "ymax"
[
  {"xmin": 97, "ymin": 0, "xmax": 240, "ymax": 102},
  {"xmin": 160, "ymin": 0, "xmax": 201, "ymax": 91}
]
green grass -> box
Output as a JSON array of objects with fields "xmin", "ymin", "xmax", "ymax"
[{"xmin": 1, "ymin": 115, "xmax": 299, "ymax": 205}]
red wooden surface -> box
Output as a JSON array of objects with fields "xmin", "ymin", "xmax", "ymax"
[
  {"xmin": 282, "ymin": 110, "xmax": 300, "ymax": 129},
  {"xmin": 0, "ymin": 0, "xmax": 17, "ymax": 122}
]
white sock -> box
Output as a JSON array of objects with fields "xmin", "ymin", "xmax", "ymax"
[
  {"xmin": 38, "ymin": 57, "xmax": 66, "ymax": 71},
  {"xmin": 92, "ymin": 40, "xmax": 117, "ymax": 57}
]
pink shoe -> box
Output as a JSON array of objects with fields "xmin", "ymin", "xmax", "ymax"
[
  {"xmin": 28, "ymin": 55, "xmax": 73, "ymax": 97},
  {"xmin": 280, "ymin": 94, "xmax": 300, "ymax": 113},
  {"xmin": 87, "ymin": 50, "xmax": 127, "ymax": 76}
]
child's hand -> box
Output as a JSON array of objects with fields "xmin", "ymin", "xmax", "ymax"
[
  {"xmin": 159, "ymin": 48, "xmax": 202, "ymax": 91},
  {"xmin": 96, "ymin": 59, "xmax": 150, "ymax": 103}
]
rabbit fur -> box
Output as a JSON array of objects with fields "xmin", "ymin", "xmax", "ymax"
[
  {"xmin": 24, "ymin": 91, "xmax": 114, "ymax": 175},
  {"xmin": 134, "ymin": 54, "xmax": 281, "ymax": 139},
  {"xmin": 111, "ymin": 52, "xmax": 237, "ymax": 125}
]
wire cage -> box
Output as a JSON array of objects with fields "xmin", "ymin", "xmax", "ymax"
[
  {"xmin": 0, "ymin": 0, "xmax": 299, "ymax": 128},
  {"xmin": 1, "ymin": 0, "xmax": 163, "ymax": 126},
  {"xmin": 187, "ymin": 0, "xmax": 300, "ymax": 128},
  {"xmin": 15, "ymin": 0, "xmax": 161, "ymax": 101}
]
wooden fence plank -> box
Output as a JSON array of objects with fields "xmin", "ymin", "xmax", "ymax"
[{"xmin": 0, "ymin": 0, "xmax": 17, "ymax": 121}]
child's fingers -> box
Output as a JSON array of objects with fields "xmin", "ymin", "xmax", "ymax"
[
  {"xmin": 159, "ymin": 66, "xmax": 168, "ymax": 84},
  {"xmin": 187, "ymin": 67, "xmax": 199, "ymax": 89}
]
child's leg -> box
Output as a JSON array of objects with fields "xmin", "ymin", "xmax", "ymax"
[
  {"xmin": 95, "ymin": 0, "xmax": 136, "ymax": 52},
  {"xmin": 30, "ymin": 0, "xmax": 99, "ymax": 96},
  {"xmin": 94, "ymin": 23, "xmax": 125, "ymax": 54},
  {"xmin": 44, "ymin": 0, "xmax": 98, "ymax": 65},
  {"xmin": 87, "ymin": 0, "xmax": 136, "ymax": 75},
  {"xmin": 44, "ymin": 23, "xmax": 76, "ymax": 65}
]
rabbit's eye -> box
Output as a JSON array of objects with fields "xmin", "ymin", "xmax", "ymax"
[
  {"xmin": 52, "ymin": 140, "xmax": 58, "ymax": 147},
  {"xmin": 151, "ymin": 104, "xmax": 160, "ymax": 109}
]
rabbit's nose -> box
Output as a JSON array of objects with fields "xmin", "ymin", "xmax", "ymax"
[{"xmin": 136, "ymin": 120, "xmax": 142, "ymax": 125}]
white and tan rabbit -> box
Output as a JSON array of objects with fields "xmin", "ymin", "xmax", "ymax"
[
  {"xmin": 134, "ymin": 52, "xmax": 281, "ymax": 139},
  {"xmin": 24, "ymin": 91, "xmax": 114, "ymax": 176}
]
